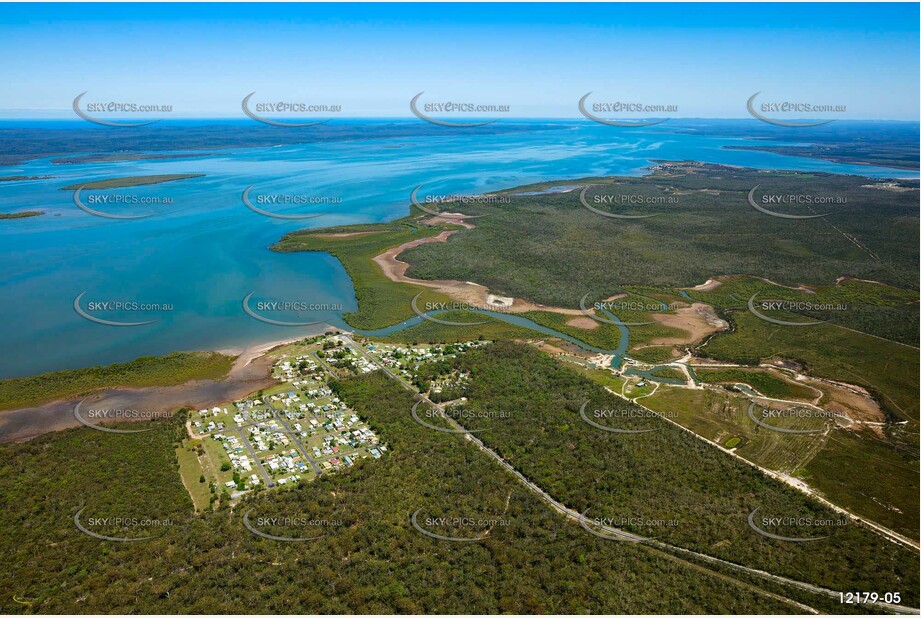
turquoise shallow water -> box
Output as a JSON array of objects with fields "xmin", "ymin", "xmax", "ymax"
[{"xmin": 0, "ymin": 121, "xmax": 915, "ymax": 378}]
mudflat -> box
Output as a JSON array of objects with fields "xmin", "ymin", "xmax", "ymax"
[{"xmin": 0, "ymin": 350, "xmax": 275, "ymax": 443}]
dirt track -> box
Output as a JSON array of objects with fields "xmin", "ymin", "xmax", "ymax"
[{"xmin": 372, "ymin": 228, "xmax": 583, "ymax": 315}]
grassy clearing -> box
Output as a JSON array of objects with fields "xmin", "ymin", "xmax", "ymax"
[
  {"xmin": 0, "ymin": 351, "xmax": 234, "ymax": 411},
  {"xmin": 694, "ymin": 368, "xmax": 818, "ymax": 401},
  {"xmin": 521, "ymin": 311, "xmax": 622, "ymax": 349},
  {"xmin": 689, "ymin": 276, "xmax": 919, "ymax": 347},
  {"xmin": 573, "ymin": 365, "xmax": 628, "ymax": 391},
  {"xmin": 643, "ymin": 386, "xmax": 828, "ymax": 473},
  {"xmin": 623, "ymin": 379, "xmax": 657, "ymax": 399},
  {"xmin": 627, "ymin": 322, "xmax": 693, "ymax": 348},
  {"xmin": 649, "ymin": 366, "xmax": 685, "ymax": 381},
  {"xmin": 175, "ymin": 443, "xmax": 210, "ymax": 512},
  {"xmin": 701, "ymin": 311, "xmax": 919, "ymax": 423},
  {"xmin": 804, "ymin": 430, "xmax": 920, "ymax": 537},
  {"xmin": 629, "ymin": 345, "xmax": 681, "ymax": 363},
  {"xmin": 643, "ymin": 385, "xmax": 919, "ymax": 539}
]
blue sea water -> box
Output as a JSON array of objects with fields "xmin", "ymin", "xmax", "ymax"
[{"xmin": 0, "ymin": 121, "xmax": 916, "ymax": 378}]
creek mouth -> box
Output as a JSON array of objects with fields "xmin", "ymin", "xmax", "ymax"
[
  {"xmin": 0, "ymin": 353, "xmax": 275, "ymax": 443},
  {"xmin": 0, "ymin": 309, "xmax": 630, "ymax": 443}
]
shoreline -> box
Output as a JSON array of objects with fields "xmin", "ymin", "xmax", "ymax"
[
  {"xmin": 216, "ymin": 328, "xmax": 337, "ymax": 374},
  {"xmin": 5, "ymin": 162, "xmax": 918, "ymax": 439},
  {"xmin": 0, "ymin": 328, "xmax": 339, "ymax": 444}
]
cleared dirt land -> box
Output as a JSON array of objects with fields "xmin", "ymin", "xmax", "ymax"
[
  {"xmin": 649, "ymin": 303, "xmax": 728, "ymax": 345},
  {"xmin": 374, "ymin": 230, "xmax": 584, "ymax": 315}
]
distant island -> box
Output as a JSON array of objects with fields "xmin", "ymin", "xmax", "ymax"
[
  {"xmin": 723, "ymin": 142, "xmax": 919, "ymax": 170},
  {"xmin": 59, "ymin": 173, "xmax": 205, "ymax": 191},
  {"xmin": 0, "ymin": 122, "xmax": 548, "ymax": 166},
  {"xmin": 0, "ymin": 175, "xmax": 51, "ymax": 182},
  {"xmin": 52, "ymin": 152, "xmax": 217, "ymax": 165},
  {"xmin": 0, "ymin": 211, "xmax": 43, "ymax": 219}
]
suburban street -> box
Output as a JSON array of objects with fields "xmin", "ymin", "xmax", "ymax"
[
  {"xmin": 232, "ymin": 426, "xmax": 275, "ymax": 489},
  {"xmin": 270, "ymin": 405, "xmax": 323, "ymax": 476}
]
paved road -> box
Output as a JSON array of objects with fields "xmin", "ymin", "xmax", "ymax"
[
  {"xmin": 311, "ymin": 351, "xmax": 337, "ymax": 378},
  {"xmin": 341, "ymin": 335, "xmax": 408, "ymax": 387},
  {"xmin": 232, "ymin": 426, "xmax": 275, "ymax": 488},
  {"xmin": 347, "ymin": 335, "xmax": 919, "ymax": 615},
  {"xmin": 194, "ymin": 381, "xmax": 347, "ymax": 482},
  {"xmin": 269, "ymin": 404, "xmax": 323, "ymax": 476}
]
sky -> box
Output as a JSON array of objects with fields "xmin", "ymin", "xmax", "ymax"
[{"xmin": 0, "ymin": 2, "xmax": 918, "ymax": 120}]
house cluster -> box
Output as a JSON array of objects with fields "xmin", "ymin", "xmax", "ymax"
[
  {"xmin": 267, "ymin": 390, "xmax": 302, "ymax": 412},
  {"xmin": 185, "ymin": 336, "xmax": 388, "ymax": 501},
  {"xmin": 429, "ymin": 370, "xmax": 471, "ymax": 397},
  {"xmin": 312, "ymin": 418, "xmax": 378, "ymax": 454},
  {"xmin": 353, "ymin": 356, "xmax": 376, "ymax": 373},
  {"xmin": 210, "ymin": 432, "xmax": 258, "ymax": 489},
  {"xmin": 273, "ymin": 355, "xmax": 323, "ymax": 382},
  {"xmin": 231, "ymin": 397, "xmax": 270, "ymax": 422},
  {"xmin": 371, "ymin": 341, "xmax": 487, "ymax": 363},
  {"xmin": 246, "ymin": 419, "xmax": 290, "ymax": 452},
  {"xmin": 324, "ymin": 346, "xmax": 375, "ymax": 374},
  {"xmin": 264, "ymin": 448, "xmax": 309, "ymax": 479},
  {"xmin": 317, "ymin": 442, "xmax": 387, "ymax": 471},
  {"xmin": 369, "ymin": 341, "xmax": 487, "ymax": 380},
  {"xmin": 193, "ymin": 406, "xmax": 230, "ymax": 433}
]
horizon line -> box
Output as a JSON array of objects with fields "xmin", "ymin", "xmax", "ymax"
[{"xmin": 1, "ymin": 115, "xmax": 919, "ymax": 123}]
